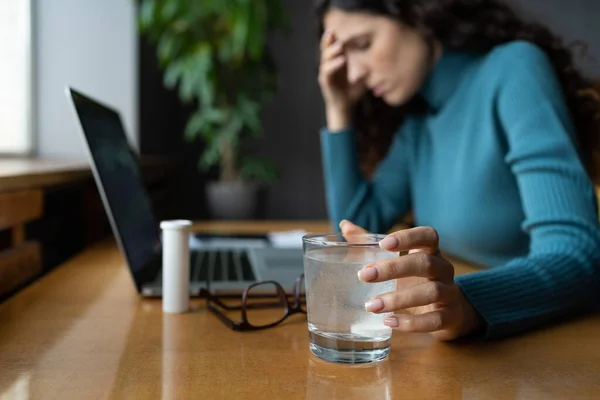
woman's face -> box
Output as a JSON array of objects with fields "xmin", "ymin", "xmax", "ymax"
[{"xmin": 323, "ymin": 8, "xmax": 435, "ymax": 106}]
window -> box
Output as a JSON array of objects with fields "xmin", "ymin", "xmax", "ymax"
[{"xmin": 0, "ymin": 0, "xmax": 33, "ymax": 154}]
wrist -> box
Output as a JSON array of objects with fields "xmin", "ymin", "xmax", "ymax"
[
  {"xmin": 459, "ymin": 289, "xmax": 485, "ymax": 337},
  {"xmin": 325, "ymin": 104, "xmax": 351, "ymax": 132}
]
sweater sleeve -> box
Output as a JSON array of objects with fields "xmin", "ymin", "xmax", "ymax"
[
  {"xmin": 320, "ymin": 126, "xmax": 412, "ymax": 233},
  {"xmin": 455, "ymin": 42, "xmax": 600, "ymax": 338}
]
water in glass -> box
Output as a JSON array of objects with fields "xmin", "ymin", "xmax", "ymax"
[{"xmin": 304, "ymin": 246, "xmax": 396, "ymax": 363}]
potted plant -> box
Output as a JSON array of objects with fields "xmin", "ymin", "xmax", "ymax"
[{"xmin": 139, "ymin": 0, "xmax": 290, "ymax": 219}]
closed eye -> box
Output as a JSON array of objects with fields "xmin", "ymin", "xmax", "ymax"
[
  {"xmin": 344, "ymin": 35, "xmax": 371, "ymax": 52},
  {"xmin": 352, "ymin": 39, "xmax": 371, "ymax": 51},
  {"xmin": 356, "ymin": 41, "xmax": 371, "ymax": 51}
]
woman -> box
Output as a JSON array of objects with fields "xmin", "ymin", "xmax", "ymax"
[{"xmin": 316, "ymin": 0, "xmax": 600, "ymax": 340}]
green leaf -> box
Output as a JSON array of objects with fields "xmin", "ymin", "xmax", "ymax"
[
  {"xmin": 247, "ymin": 2, "xmax": 266, "ymax": 60},
  {"xmin": 218, "ymin": 40, "xmax": 232, "ymax": 63},
  {"xmin": 160, "ymin": 0, "xmax": 179, "ymax": 20},
  {"xmin": 157, "ymin": 35, "xmax": 179, "ymax": 65},
  {"xmin": 237, "ymin": 96, "xmax": 261, "ymax": 135},
  {"xmin": 204, "ymin": 108, "xmax": 228, "ymax": 123},
  {"xmin": 194, "ymin": 44, "xmax": 214, "ymax": 104},
  {"xmin": 163, "ymin": 61, "xmax": 182, "ymax": 88},
  {"xmin": 199, "ymin": 140, "xmax": 221, "ymax": 171},
  {"xmin": 184, "ymin": 111, "xmax": 207, "ymax": 141},
  {"xmin": 231, "ymin": 4, "xmax": 250, "ymax": 61},
  {"xmin": 171, "ymin": 18, "xmax": 190, "ymax": 34},
  {"xmin": 138, "ymin": 0, "xmax": 156, "ymax": 31},
  {"xmin": 178, "ymin": 59, "xmax": 196, "ymax": 103}
]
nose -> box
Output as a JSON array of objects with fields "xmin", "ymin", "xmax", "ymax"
[{"xmin": 346, "ymin": 57, "xmax": 367, "ymax": 85}]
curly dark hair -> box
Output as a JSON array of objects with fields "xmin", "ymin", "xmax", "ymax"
[{"xmin": 315, "ymin": 0, "xmax": 600, "ymax": 182}]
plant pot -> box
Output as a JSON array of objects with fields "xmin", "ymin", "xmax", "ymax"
[{"xmin": 205, "ymin": 181, "xmax": 265, "ymax": 220}]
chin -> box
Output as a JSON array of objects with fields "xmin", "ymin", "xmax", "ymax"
[
  {"xmin": 383, "ymin": 93, "xmax": 407, "ymax": 106},
  {"xmin": 384, "ymin": 87, "xmax": 417, "ymax": 106}
]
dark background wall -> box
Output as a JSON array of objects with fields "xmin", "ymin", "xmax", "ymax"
[
  {"xmin": 251, "ymin": 0, "xmax": 326, "ymax": 219},
  {"xmin": 139, "ymin": 30, "xmax": 212, "ymax": 221},
  {"xmin": 138, "ymin": 0, "xmax": 600, "ymax": 221},
  {"xmin": 510, "ymin": 0, "xmax": 600, "ymax": 79}
]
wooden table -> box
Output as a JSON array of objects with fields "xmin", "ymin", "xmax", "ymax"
[{"xmin": 1, "ymin": 222, "xmax": 599, "ymax": 399}]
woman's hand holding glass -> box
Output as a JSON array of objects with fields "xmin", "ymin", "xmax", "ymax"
[{"xmin": 340, "ymin": 220, "xmax": 484, "ymax": 341}]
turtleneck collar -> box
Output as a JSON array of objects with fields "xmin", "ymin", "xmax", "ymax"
[{"xmin": 419, "ymin": 48, "xmax": 482, "ymax": 112}]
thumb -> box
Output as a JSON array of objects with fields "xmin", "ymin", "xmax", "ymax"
[
  {"xmin": 339, "ymin": 220, "xmax": 374, "ymax": 244},
  {"xmin": 339, "ymin": 220, "xmax": 369, "ymax": 235}
]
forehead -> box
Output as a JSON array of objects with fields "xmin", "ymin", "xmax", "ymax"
[{"xmin": 322, "ymin": 8, "xmax": 383, "ymax": 41}]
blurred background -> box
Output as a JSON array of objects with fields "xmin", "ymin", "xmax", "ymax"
[
  {"xmin": 2, "ymin": 0, "xmax": 599, "ymax": 221},
  {"xmin": 0, "ymin": 0, "xmax": 599, "ymax": 296}
]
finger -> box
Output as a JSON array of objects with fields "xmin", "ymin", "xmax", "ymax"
[
  {"xmin": 320, "ymin": 30, "xmax": 335, "ymax": 52},
  {"xmin": 383, "ymin": 309, "xmax": 452, "ymax": 333},
  {"xmin": 339, "ymin": 220, "xmax": 369, "ymax": 235},
  {"xmin": 379, "ymin": 227, "xmax": 440, "ymax": 254},
  {"xmin": 338, "ymin": 219, "xmax": 377, "ymax": 247},
  {"xmin": 358, "ymin": 251, "xmax": 454, "ymax": 283},
  {"xmin": 364, "ymin": 281, "xmax": 455, "ymax": 313},
  {"xmin": 319, "ymin": 55, "xmax": 346, "ymax": 79},
  {"xmin": 320, "ymin": 41, "xmax": 344, "ymax": 62}
]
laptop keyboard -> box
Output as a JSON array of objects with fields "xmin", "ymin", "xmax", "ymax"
[
  {"xmin": 191, "ymin": 250, "xmax": 256, "ymax": 282},
  {"xmin": 154, "ymin": 250, "xmax": 256, "ymax": 285},
  {"xmin": 191, "ymin": 250, "xmax": 256, "ymax": 283}
]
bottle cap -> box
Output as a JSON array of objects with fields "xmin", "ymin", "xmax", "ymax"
[{"xmin": 160, "ymin": 220, "xmax": 193, "ymax": 231}]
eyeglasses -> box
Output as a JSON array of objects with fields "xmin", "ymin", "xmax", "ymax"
[{"xmin": 201, "ymin": 274, "xmax": 307, "ymax": 331}]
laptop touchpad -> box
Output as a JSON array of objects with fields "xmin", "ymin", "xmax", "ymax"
[
  {"xmin": 246, "ymin": 248, "xmax": 304, "ymax": 286},
  {"xmin": 262, "ymin": 250, "xmax": 304, "ymax": 269}
]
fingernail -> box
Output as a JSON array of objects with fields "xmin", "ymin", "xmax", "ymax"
[
  {"xmin": 365, "ymin": 298, "xmax": 384, "ymax": 312},
  {"xmin": 339, "ymin": 219, "xmax": 348, "ymax": 229},
  {"xmin": 358, "ymin": 265, "xmax": 378, "ymax": 281},
  {"xmin": 384, "ymin": 316, "xmax": 399, "ymax": 327},
  {"xmin": 380, "ymin": 236, "xmax": 399, "ymax": 249}
]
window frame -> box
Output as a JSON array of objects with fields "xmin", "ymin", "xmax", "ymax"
[{"xmin": 0, "ymin": 0, "xmax": 35, "ymax": 157}]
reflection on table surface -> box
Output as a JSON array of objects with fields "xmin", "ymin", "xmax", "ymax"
[{"xmin": 1, "ymin": 239, "xmax": 599, "ymax": 399}]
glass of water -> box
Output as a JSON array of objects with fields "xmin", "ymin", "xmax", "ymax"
[{"xmin": 303, "ymin": 233, "xmax": 397, "ymax": 364}]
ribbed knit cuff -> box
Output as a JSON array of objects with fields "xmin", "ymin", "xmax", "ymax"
[{"xmin": 455, "ymin": 251, "xmax": 598, "ymax": 339}]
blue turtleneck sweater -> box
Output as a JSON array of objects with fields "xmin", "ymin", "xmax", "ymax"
[{"xmin": 320, "ymin": 41, "xmax": 600, "ymax": 338}]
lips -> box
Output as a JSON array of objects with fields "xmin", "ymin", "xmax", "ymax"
[{"xmin": 372, "ymin": 85, "xmax": 386, "ymax": 97}]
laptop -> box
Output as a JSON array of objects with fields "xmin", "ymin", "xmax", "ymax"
[{"xmin": 65, "ymin": 87, "xmax": 304, "ymax": 297}]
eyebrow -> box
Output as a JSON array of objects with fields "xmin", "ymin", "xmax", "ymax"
[{"xmin": 339, "ymin": 33, "xmax": 371, "ymax": 48}]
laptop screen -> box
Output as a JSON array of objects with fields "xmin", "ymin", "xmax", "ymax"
[{"xmin": 69, "ymin": 88, "xmax": 161, "ymax": 287}]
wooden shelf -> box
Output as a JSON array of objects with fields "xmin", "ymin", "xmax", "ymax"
[{"xmin": 0, "ymin": 158, "xmax": 91, "ymax": 192}]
